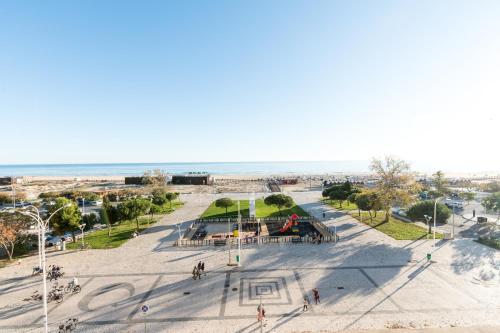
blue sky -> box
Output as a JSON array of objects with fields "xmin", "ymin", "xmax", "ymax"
[{"xmin": 0, "ymin": 1, "xmax": 499, "ymax": 172}]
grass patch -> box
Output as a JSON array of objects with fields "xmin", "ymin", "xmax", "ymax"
[
  {"xmin": 67, "ymin": 216, "xmax": 159, "ymax": 250},
  {"xmin": 322, "ymin": 198, "xmax": 357, "ymax": 211},
  {"xmin": 201, "ymin": 199, "xmax": 309, "ymax": 219},
  {"xmin": 476, "ymin": 237, "xmax": 500, "ymax": 250},
  {"xmin": 350, "ymin": 211, "xmax": 443, "ymax": 240},
  {"xmin": 67, "ymin": 201, "xmax": 183, "ymax": 250}
]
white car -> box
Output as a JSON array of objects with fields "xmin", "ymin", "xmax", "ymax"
[{"xmin": 88, "ymin": 200, "xmax": 103, "ymax": 206}]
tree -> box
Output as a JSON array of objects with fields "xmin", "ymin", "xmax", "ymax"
[
  {"xmin": 48, "ymin": 197, "xmax": 82, "ymax": 242},
  {"xmin": 407, "ymin": 201, "xmax": 451, "ymax": 233},
  {"xmin": 322, "ymin": 181, "xmax": 359, "ymax": 208},
  {"xmin": 215, "ymin": 198, "xmax": 235, "ymax": 214},
  {"xmin": 0, "ymin": 212, "xmax": 31, "ymax": 261},
  {"xmin": 347, "ymin": 193, "xmax": 358, "ymax": 214},
  {"xmin": 118, "ymin": 198, "xmax": 151, "ymax": 230},
  {"xmin": 370, "ymin": 156, "xmax": 419, "ymax": 222},
  {"xmin": 152, "ymin": 194, "xmax": 167, "ymax": 206},
  {"xmin": 264, "ymin": 194, "xmax": 294, "ymax": 215},
  {"xmin": 142, "ymin": 169, "xmax": 167, "ymax": 187},
  {"xmin": 99, "ymin": 207, "xmax": 112, "ymax": 237},
  {"xmin": 355, "ymin": 191, "xmax": 381, "ymax": 221},
  {"xmin": 150, "ymin": 204, "xmax": 163, "ymax": 217},
  {"xmin": 433, "ymin": 170, "xmax": 449, "ymax": 196},
  {"xmin": 165, "ymin": 192, "xmax": 178, "ymax": 209},
  {"xmin": 482, "ymin": 192, "xmax": 500, "ymax": 222},
  {"xmin": 461, "ymin": 191, "xmax": 475, "ymax": 205}
]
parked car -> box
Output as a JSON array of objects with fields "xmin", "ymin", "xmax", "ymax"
[
  {"xmin": 88, "ymin": 200, "xmax": 103, "ymax": 206},
  {"xmin": 445, "ymin": 200, "xmax": 463, "ymax": 210},
  {"xmin": 92, "ymin": 224, "xmax": 106, "ymax": 230},
  {"xmin": 45, "ymin": 233, "xmax": 73, "ymax": 246}
]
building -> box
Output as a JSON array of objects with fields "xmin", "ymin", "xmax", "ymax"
[
  {"xmin": 171, "ymin": 174, "xmax": 213, "ymax": 185},
  {"xmin": 124, "ymin": 177, "xmax": 144, "ymax": 185},
  {"xmin": 0, "ymin": 177, "xmax": 23, "ymax": 186}
]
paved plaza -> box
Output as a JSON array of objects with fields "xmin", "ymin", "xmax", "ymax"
[{"xmin": 0, "ymin": 192, "xmax": 499, "ymax": 332}]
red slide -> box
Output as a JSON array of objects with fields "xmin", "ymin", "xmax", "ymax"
[{"xmin": 280, "ymin": 214, "xmax": 299, "ymax": 233}]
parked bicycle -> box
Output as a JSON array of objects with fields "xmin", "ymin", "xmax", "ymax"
[
  {"xmin": 23, "ymin": 290, "xmax": 42, "ymax": 302},
  {"xmin": 32, "ymin": 266, "xmax": 43, "ymax": 275},
  {"xmin": 47, "ymin": 265, "xmax": 64, "ymax": 281},
  {"xmin": 48, "ymin": 285, "xmax": 64, "ymax": 303},
  {"xmin": 58, "ymin": 318, "xmax": 78, "ymax": 333}
]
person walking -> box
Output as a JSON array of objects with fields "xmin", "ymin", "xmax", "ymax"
[
  {"xmin": 313, "ymin": 288, "xmax": 320, "ymax": 304},
  {"xmin": 192, "ymin": 266, "xmax": 198, "ymax": 280},
  {"xmin": 302, "ymin": 297, "xmax": 309, "ymax": 311},
  {"xmin": 257, "ymin": 304, "xmax": 266, "ymax": 321},
  {"xmin": 201, "ymin": 261, "xmax": 205, "ymax": 275}
]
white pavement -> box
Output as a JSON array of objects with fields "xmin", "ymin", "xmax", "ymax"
[{"xmin": 0, "ymin": 192, "xmax": 499, "ymax": 333}]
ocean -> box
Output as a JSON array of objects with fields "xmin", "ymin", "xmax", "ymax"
[{"xmin": 0, "ymin": 161, "xmax": 369, "ymax": 177}]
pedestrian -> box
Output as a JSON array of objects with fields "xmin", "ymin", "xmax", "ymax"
[
  {"xmin": 322, "ymin": 212, "xmax": 326, "ymax": 219},
  {"xmin": 257, "ymin": 304, "xmax": 266, "ymax": 320},
  {"xmin": 192, "ymin": 266, "xmax": 198, "ymax": 280},
  {"xmin": 197, "ymin": 261, "xmax": 202, "ymax": 271},
  {"xmin": 313, "ymin": 288, "xmax": 320, "ymax": 304},
  {"xmin": 201, "ymin": 261, "xmax": 205, "ymax": 275},
  {"xmin": 302, "ymin": 297, "xmax": 309, "ymax": 311}
]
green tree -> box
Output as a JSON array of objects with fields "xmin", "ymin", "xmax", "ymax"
[
  {"xmin": 355, "ymin": 191, "xmax": 381, "ymax": 221},
  {"xmin": 264, "ymin": 194, "xmax": 294, "ymax": 215},
  {"xmin": 215, "ymin": 198, "xmax": 235, "ymax": 214},
  {"xmin": 461, "ymin": 191, "xmax": 475, "ymax": 205},
  {"xmin": 433, "ymin": 170, "xmax": 449, "ymax": 196},
  {"xmin": 150, "ymin": 204, "xmax": 163, "ymax": 217},
  {"xmin": 482, "ymin": 192, "xmax": 500, "ymax": 221},
  {"xmin": 370, "ymin": 156, "xmax": 419, "ymax": 222},
  {"xmin": 347, "ymin": 192, "xmax": 358, "ymax": 214},
  {"xmin": 407, "ymin": 200, "xmax": 451, "ymax": 233},
  {"xmin": 322, "ymin": 181, "xmax": 359, "ymax": 208},
  {"xmin": 99, "ymin": 207, "xmax": 112, "ymax": 237},
  {"xmin": 118, "ymin": 198, "xmax": 151, "ymax": 230},
  {"xmin": 165, "ymin": 192, "xmax": 178, "ymax": 208},
  {"xmin": 49, "ymin": 197, "xmax": 82, "ymax": 242}
]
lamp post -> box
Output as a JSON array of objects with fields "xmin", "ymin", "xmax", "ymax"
[
  {"xmin": 177, "ymin": 223, "xmax": 182, "ymax": 244},
  {"xmin": 433, "ymin": 197, "xmax": 444, "ymax": 243},
  {"xmin": 13, "ymin": 204, "xmax": 69, "ymax": 333},
  {"xmin": 79, "ymin": 223, "xmax": 86, "ymax": 248}
]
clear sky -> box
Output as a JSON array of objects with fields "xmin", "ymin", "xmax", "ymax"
[{"xmin": 0, "ymin": 0, "xmax": 499, "ymax": 172}]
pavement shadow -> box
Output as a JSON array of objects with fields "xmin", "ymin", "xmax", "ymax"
[{"xmin": 450, "ymin": 240, "xmax": 499, "ymax": 282}]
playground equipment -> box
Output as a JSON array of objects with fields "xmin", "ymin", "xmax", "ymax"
[{"xmin": 280, "ymin": 214, "xmax": 299, "ymax": 233}]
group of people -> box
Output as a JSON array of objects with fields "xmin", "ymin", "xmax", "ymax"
[
  {"xmin": 192, "ymin": 261, "xmax": 205, "ymax": 280},
  {"xmin": 302, "ymin": 288, "xmax": 321, "ymax": 311}
]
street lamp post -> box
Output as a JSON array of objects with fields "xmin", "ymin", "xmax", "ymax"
[
  {"xmin": 177, "ymin": 223, "xmax": 182, "ymax": 245},
  {"xmin": 13, "ymin": 204, "xmax": 69, "ymax": 333},
  {"xmin": 433, "ymin": 197, "xmax": 444, "ymax": 243},
  {"xmin": 79, "ymin": 223, "xmax": 86, "ymax": 248}
]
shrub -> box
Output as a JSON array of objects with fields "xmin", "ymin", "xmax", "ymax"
[{"xmin": 407, "ymin": 200, "xmax": 451, "ymax": 224}]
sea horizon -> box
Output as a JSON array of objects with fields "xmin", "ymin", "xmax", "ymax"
[{"xmin": 0, "ymin": 161, "xmax": 499, "ymax": 177}]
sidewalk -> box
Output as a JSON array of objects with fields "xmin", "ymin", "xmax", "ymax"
[{"xmin": 344, "ymin": 326, "xmax": 499, "ymax": 333}]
